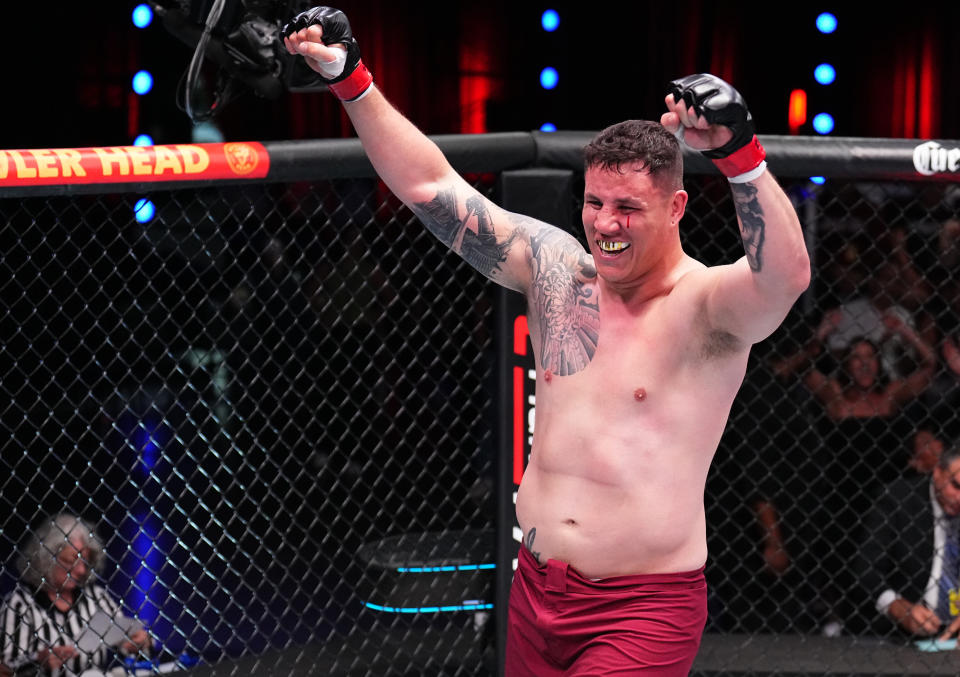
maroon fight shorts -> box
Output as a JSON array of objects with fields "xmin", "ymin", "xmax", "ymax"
[{"xmin": 505, "ymin": 545, "xmax": 707, "ymax": 676}]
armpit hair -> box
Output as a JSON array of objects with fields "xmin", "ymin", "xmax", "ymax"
[{"xmin": 701, "ymin": 328, "xmax": 743, "ymax": 360}]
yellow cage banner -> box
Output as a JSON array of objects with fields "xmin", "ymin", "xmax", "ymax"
[{"xmin": 0, "ymin": 141, "xmax": 269, "ymax": 186}]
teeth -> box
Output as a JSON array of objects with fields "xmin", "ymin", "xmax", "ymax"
[{"xmin": 598, "ymin": 241, "xmax": 629, "ymax": 252}]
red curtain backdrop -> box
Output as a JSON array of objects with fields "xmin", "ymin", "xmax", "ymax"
[
  {"xmin": 273, "ymin": 2, "xmax": 958, "ymax": 142},
  {"xmin": 886, "ymin": 19, "xmax": 941, "ymax": 139},
  {"xmin": 282, "ymin": 1, "xmax": 471, "ymax": 139},
  {"xmin": 859, "ymin": 5, "xmax": 952, "ymax": 139},
  {"xmin": 458, "ymin": 5, "xmax": 503, "ymax": 135}
]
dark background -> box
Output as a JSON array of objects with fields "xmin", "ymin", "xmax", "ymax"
[{"xmin": 2, "ymin": 1, "xmax": 960, "ymax": 150}]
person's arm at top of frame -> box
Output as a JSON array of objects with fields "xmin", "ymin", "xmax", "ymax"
[
  {"xmin": 661, "ymin": 75, "xmax": 810, "ymax": 346},
  {"xmin": 281, "ymin": 7, "xmax": 573, "ymax": 296}
]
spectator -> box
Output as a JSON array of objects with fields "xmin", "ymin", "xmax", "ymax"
[
  {"xmin": 908, "ymin": 425, "xmax": 946, "ymax": 476},
  {"xmin": 857, "ymin": 444, "xmax": 960, "ymax": 639},
  {"xmin": 772, "ymin": 309, "xmax": 936, "ymax": 635},
  {"xmin": 815, "ymin": 229, "xmax": 935, "ymax": 384},
  {"xmin": 922, "ymin": 216, "xmax": 960, "ymax": 437},
  {"xmin": 773, "ymin": 308, "xmax": 935, "ymax": 428},
  {"xmin": 0, "ymin": 513, "xmax": 152, "ymax": 675}
]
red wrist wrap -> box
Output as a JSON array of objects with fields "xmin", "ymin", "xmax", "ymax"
[
  {"xmin": 711, "ymin": 135, "xmax": 766, "ymax": 177},
  {"xmin": 329, "ymin": 60, "xmax": 373, "ymax": 101}
]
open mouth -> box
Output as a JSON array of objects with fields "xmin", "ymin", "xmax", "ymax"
[{"xmin": 597, "ymin": 240, "xmax": 631, "ymax": 254}]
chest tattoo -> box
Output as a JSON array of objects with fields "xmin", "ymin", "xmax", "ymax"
[{"xmin": 529, "ymin": 229, "xmax": 600, "ymax": 376}]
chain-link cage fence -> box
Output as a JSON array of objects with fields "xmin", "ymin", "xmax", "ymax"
[
  {"xmin": 695, "ymin": 174, "xmax": 960, "ymax": 675},
  {"xmin": 1, "ymin": 172, "xmax": 501, "ymax": 675},
  {"xmin": 2, "ymin": 134, "xmax": 960, "ymax": 676}
]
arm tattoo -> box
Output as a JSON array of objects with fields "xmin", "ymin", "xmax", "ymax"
[
  {"xmin": 411, "ymin": 187, "xmax": 517, "ymax": 279},
  {"xmin": 525, "ymin": 527, "xmax": 542, "ymax": 565},
  {"xmin": 731, "ymin": 182, "xmax": 766, "ymax": 272},
  {"xmin": 526, "ymin": 225, "xmax": 600, "ymax": 376}
]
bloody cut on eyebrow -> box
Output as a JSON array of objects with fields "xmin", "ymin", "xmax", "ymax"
[{"xmin": 585, "ymin": 193, "xmax": 646, "ymax": 209}]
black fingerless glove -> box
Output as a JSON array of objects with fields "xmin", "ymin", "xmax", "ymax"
[
  {"xmin": 282, "ymin": 6, "xmax": 373, "ymax": 101},
  {"xmin": 668, "ymin": 73, "xmax": 766, "ymax": 182}
]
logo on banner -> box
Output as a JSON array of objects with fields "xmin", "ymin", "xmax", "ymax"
[
  {"xmin": 224, "ymin": 142, "xmax": 260, "ymax": 175},
  {"xmin": 913, "ymin": 141, "xmax": 960, "ymax": 176}
]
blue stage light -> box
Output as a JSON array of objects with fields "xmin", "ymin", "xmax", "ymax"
[
  {"xmin": 135, "ymin": 198, "xmax": 156, "ymax": 223},
  {"xmin": 128, "ymin": 512, "xmax": 163, "ymax": 625},
  {"xmin": 810, "ymin": 176, "xmax": 826, "ymax": 185},
  {"xmin": 364, "ymin": 601, "xmax": 495, "ymax": 613},
  {"xmin": 816, "ymin": 12, "xmax": 837, "ymax": 34},
  {"xmin": 540, "ymin": 122, "xmax": 557, "ymax": 132},
  {"xmin": 540, "ymin": 67, "xmax": 559, "ymax": 90},
  {"xmin": 132, "ymin": 70, "xmax": 153, "ymax": 95},
  {"xmin": 814, "ymin": 63, "xmax": 836, "ymax": 85},
  {"xmin": 397, "ymin": 563, "xmax": 496, "ymax": 573},
  {"xmin": 813, "ymin": 113, "xmax": 835, "ymax": 134},
  {"xmin": 133, "ymin": 134, "xmax": 154, "ymax": 147},
  {"xmin": 541, "ymin": 9, "xmax": 560, "ymax": 32},
  {"xmin": 132, "ymin": 4, "xmax": 153, "ymax": 28}
]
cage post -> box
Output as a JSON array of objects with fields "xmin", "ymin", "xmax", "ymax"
[{"xmin": 495, "ymin": 168, "xmax": 575, "ymax": 676}]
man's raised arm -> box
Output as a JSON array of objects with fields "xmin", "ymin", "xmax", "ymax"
[
  {"xmin": 661, "ymin": 74, "xmax": 811, "ymax": 345},
  {"xmin": 282, "ymin": 7, "xmax": 546, "ymax": 293}
]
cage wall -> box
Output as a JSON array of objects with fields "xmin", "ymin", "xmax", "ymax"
[{"xmin": 2, "ymin": 133, "xmax": 960, "ymax": 676}]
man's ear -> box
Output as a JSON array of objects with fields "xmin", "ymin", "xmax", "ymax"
[{"xmin": 670, "ymin": 189, "xmax": 688, "ymax": 225}]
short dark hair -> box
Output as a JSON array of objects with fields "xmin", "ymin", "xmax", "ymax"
[
  {"xmin": 938, "ymin": 444, "xmax": 960, "ymax": 471},
  {"xmin": 834, "ymin": 337, "xmax": 886, "ymax": 391},
  {"xmin": 583, "ymin": 120, "xmax": 683, "ymax": 191}
]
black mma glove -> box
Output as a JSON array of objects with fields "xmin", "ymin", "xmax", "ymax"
[
  {"xmin": 282, "ymin": 6, "xmax": 373, "ymax": 102},
  {"xmin": 668, "ymin": 73, "xmax": 766, "ymax": 182}
]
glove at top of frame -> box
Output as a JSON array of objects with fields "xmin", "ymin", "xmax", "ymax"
[
  {"xmin": 282, "ymin": 6, "xmax": 373, "ymax": 102},
  {"xmin": 668, "ymin": 73, "xmax": 766, "ymax": 180}
]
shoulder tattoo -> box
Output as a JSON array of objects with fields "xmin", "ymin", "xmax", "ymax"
[
  {"xmin": 411, "ymin": 187, "xmax": 518, "ymax": 280},
  {"xmin": 730, "ymin": 182, "xmax": 765, "ymax": 272},
  {"xmin": 525, "ymin": 223, "xmax": 600, "ymax": 376}
]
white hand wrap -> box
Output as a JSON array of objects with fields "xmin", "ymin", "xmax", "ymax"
[{"xmin": 314, "ymin": 46, "xmax": 347, "ymax": 80}]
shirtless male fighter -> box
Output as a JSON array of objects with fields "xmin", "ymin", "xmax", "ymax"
[{"xmin": 282, "ymin": 7, "xmax": 810, "ymax": 675}]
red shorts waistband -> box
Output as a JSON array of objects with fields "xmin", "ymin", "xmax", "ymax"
[{"xmin": 517, "ymin": 544, "xmax": 705, "ymax": 593}]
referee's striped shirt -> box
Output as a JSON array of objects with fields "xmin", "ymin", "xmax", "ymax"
[{"xmin": 1, "ymin": 582, "xmax": 121, "ymax": 675}]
